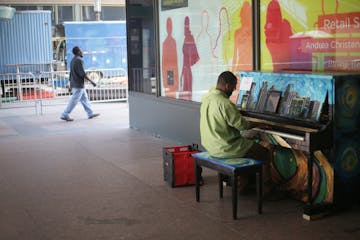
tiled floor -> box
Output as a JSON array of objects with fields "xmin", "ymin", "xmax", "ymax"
[{"xmin": 0, "ymin": 102, "xmax": 359, "ymax": 240}]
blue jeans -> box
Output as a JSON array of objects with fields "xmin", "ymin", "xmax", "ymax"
[{"xmin": 61, "ymin": 88, "xmax": 94, "ymax": 118}]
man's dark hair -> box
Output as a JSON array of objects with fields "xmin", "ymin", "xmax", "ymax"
[
  {"xmin": 217, "ymin": 71, "xmax": 237, "ymax": 86},
  {"xmin": 72, "ymin": 46, "xmax": 81, "ymax": 55}
]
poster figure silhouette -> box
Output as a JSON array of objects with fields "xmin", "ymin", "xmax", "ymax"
[
  {"xmin": 195, "ymin": 10, "xmax": 217, "ymax": 61},
  {"xmin": 191, "ymin": 10, "xmax": 217, "ymax": 102},
  {"xmin": 213, "ymin": 7, "xmax": 231, "ymax": 70},
  {"xmin": 264, "ymin": 0, "xmax": 293, "ymax": 72},
  {"xmin": 162, "ymin": 17, "xmax": 179, "ymax": 98},
  {"xmin": 230, "ymin": 1, "xmax": 253, "ymax": 104},
  {"xmin": 180, "ymin": 16, "xmax": 199, "ymax": 100},
  {"xmin": 232, "ymin": 1, "xmax": 252, "ymax": 72}
]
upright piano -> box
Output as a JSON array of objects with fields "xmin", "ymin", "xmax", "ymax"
[{"xmin": 235, "ymin": 71, "xmax": 360, "ymax": 220}]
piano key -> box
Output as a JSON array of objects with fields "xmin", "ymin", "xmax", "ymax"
[{"xmin": 252, "ymin": 127, "xmax": 305, "ymax": 141}]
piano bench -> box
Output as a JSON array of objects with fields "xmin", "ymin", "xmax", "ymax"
[{"xmin": 192, "ymin": 152, "xmax": 263, "ymax": 220}]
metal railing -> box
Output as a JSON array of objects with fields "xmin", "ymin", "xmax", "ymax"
[
  {"xmin": 0, "ymin": 72, "xmax": 39, "ymax": 114},
  {"xmin": 0, "ymin": 68, "xmax": 128, "ymax": 115}
]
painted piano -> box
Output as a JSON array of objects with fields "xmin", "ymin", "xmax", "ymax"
[{"xmin": 236, "ymin": 71, "xmax": 360, "ymax": 220}]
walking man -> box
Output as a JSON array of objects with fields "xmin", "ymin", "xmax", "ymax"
[{"xmin": 61, "ymin": 46, "xmax": 99, "ymax": 121}]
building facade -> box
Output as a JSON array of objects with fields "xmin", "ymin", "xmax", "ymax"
[{"xmin": 0, "ymin": 0, "xmax": 126, "ymax": 26}]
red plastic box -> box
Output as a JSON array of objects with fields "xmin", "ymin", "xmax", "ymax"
[{"xmin": 163, "ymin": 145, "xmax": 198, "ymax": 187}]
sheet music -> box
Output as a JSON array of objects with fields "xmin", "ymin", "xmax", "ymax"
[{"xmin": 240, "ymin": 77, "xmax": 253, "ymax": 91}]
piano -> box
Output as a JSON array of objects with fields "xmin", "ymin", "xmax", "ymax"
[{"xmin": 235, "ymin": 71, "xmax": 360, "ymax": 220}]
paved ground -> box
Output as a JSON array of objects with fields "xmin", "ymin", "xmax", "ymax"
[{"xmin": 0, "ymin": 102, "xmax": 359, "ymax": 240}]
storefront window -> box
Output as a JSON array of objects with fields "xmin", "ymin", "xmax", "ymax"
[
  {"xmin": 82, "ymin": 6, "xmax": 95, "ymax": 21},
  {"xmin": 159, "ymin": 0, "xmax": 254, "ymax": 102},
  {"xmin": 15, "ymin": 5, "xmax": 53, "ymax": 12},
  {"xmin": 83, "ymin": 6, "xmax": 125, "ymax": 21},
  {"xmin": 260, "ymin": 0, "xmax": 360, "ymax": 72},
  {"xmin": 102, "ymin": 6, "xmax": 126, "ymax": 20},
  {"xmin": 58, "ymin": 6, "xmax": 73, "ymax": 23}
]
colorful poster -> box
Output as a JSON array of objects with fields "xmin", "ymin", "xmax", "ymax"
[
  {"xmin": 159, "ymin": 0, "xmax": 253, "ymax": 101},
  {"xmin": 260, "ymin": 0, "xmax": 360, "ymax": 72}
]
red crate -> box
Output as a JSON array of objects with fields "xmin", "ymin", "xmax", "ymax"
[{"xmin": 163, "ymin": 145, "xmax": 198, "ymax": 187}]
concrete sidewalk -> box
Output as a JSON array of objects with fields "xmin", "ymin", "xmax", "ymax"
[
  {"xmin": 0, "ymin": 102, "xmax": 359, "ymax": 240},
  {"xmin": 0, "ymin": 102, "xmax": 129, "ymax": 138}
]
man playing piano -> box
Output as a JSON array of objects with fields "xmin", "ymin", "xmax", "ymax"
[{"xmin": 200, "ymin": 71, "xmax": 273, "ymax": 193}]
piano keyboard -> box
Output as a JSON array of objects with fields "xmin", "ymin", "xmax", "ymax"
[{"xmin": 252, "ymin": 127, "xmax": 305, "ymax": 141}]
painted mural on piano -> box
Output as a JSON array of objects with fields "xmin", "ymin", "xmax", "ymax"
[
  {"xmin": 239, "ymin": 72, "xmax": 360, "ymax": 206},
  {"xmin": 237, "ymin": 72, "xmax": 333, "ymax": 121},
  {"xmin": 245, "ymin": 130, "xmax": 334, "ymax": 204}
]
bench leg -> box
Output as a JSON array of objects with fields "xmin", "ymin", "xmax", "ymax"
[
  {"xmin": 232, "ymin": 175, "xmax": 238, "ymax": 220},
  {"xmin": 256, "ymin": 169, "xmax": 263, "ymax": 214},
  {"xmin": 195, "ymin": 162, "xmax": 201, "ymax": 202},
  {"xmin": 218, "ymin": 173, "xmax": 223, "ymax": 199}
]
